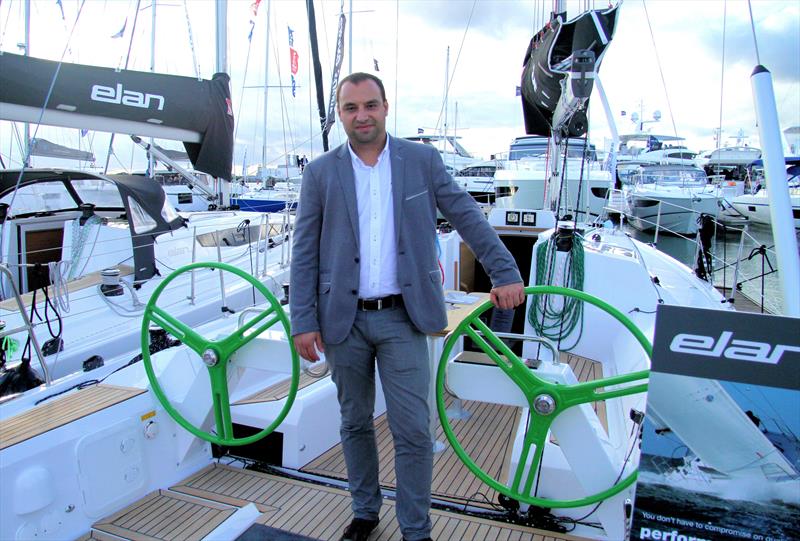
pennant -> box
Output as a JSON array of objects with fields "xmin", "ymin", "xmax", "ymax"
[
  {"xmin": 80, "ymin": 128, "xmax": 88, "ymax": 137},
  {"xmin": 248, "ymin": 20, "xmax": 255, "ymax": 42},
  {"xmin": 251, "ymin": 0, "xmax": 262, "ymax": 17},
  {"xmin": 289, "ymin": 48, "xmax": 299, "ymax": 75},
  {"xmin": 111, "ymin": 18, "xmax": 127, "ymax": 39},
  {"xmin": 56, "ymin": 0, "xmax": 65, "ymax": 20},
  {"xmin": 288, "ymin": 26, "xmax": 294, "ymax": 47},
  {"xmin": 373, "ymin": 58, "xmax": 379, "ymax": 72}
]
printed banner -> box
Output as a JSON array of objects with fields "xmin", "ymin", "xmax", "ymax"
[{"xmin": 630, "ymin": 305, "xmax": 800, "ymax": 541}]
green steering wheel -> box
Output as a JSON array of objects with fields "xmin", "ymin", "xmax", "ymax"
[
  {"xmin": 436, "ymin": 285, "xmax": 651, "ymax": 508},
  {"xmin": 141, "ymin": 261, "xmax": 299, "ymax": 446}
]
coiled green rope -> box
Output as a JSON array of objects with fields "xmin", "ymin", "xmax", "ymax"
[{"xmin": 527, "ymin": 232, "xmax": 585, "ymax": 350}]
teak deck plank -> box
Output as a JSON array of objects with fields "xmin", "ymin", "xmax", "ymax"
[
  {"xmin": 0, "ymin": 384, "xmax": 145, "ymax": 450},
  {"xmin": 167, "ymin": 463, "xmax": 585, "ymax": 541},
  {"xmin": 302, "ymin": 351, "xmax": 607, "ymax": 508}
]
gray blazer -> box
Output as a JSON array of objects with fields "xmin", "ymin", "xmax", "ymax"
[{"xmin": 290, "ymin": 135, "xmax": 521, "ymax": 344}]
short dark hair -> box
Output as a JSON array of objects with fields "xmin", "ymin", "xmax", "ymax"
[{"xmin": 336, "ymin": 72, "xmax": 387, "ymax": 105}]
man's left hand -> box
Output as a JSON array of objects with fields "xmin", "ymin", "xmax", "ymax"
[{"xmin": 490, "ymin": 282, "xmax": 526, "ymax": 310}]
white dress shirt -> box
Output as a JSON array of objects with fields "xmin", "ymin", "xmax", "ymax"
[{"xmin": 348, "ymin": 139, "xmax": 399, "ymax": 299}]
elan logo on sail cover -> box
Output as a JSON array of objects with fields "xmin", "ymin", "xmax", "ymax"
[
  {"xmin": 90, "ymin": 83, "xmax": 165, "ymax": 111},
  {"xmin": 670, "ymin": 331, "xmax": 800, "ymax": 365}
]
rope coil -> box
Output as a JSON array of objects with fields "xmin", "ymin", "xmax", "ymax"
[{"xmin": 527, "ymin": 231, "xmax": 585, "ymax": 351}]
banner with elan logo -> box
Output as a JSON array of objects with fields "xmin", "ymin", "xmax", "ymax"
[{"xmin": 630, "ymin": 305, "xmax": 800, "ymax": 541}]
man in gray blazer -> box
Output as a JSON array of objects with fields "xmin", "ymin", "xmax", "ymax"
[{"xmin": 290, "ymin": 73, "xmax": 524, "ymax": 541}]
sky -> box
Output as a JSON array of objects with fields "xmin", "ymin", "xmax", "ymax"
[{"xmin": 1, "ymin": 0, "xmax": 798, "ymax": 175}]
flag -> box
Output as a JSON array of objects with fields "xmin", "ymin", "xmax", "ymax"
[
  {"xmin": 288, "ymin": 26, "xmax": 294, "ymax": 47},
  {"xmin": 515, "ymin": 86, "xmax": 521, "ymax": 96},
  {"xmin": 251, "ymin": 0, "xmax": 262, "ymax": 16},
  {"xmin": 56, "ymin": 0, "xmax": 65, "ymax": 20},
  {"xmin": 417, "ymin": 128, "xmax": 424, "ymax": 134},
  {"xmin": 111, "ymin": 18, "xmax": 127, "ymax": 39},
  {"xmin": 289, "ymin": 48, "xmax": 299, "ymax": 75},
  {"xmin": 80, "ymin": 128, "xmax": 88, "ymax": 137},
  {"xmin": 248, "ymin": 20, "xmax": 255, "ymax": 42},
  {"xmin": 291, "ymin": 75, "xmax": 296, "ymax": 97},
  {"xmin": 373, "ymin": 58, "xmax": 379, "ymax": 71}
]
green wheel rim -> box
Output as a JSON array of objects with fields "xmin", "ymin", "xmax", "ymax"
[
  {"xmin": 436, "ymin": 285, "xmax": 651, "ymax": 508},
  {"xmin": 141, "ymin": 261, "xmax": 299, "ymax": 446}
]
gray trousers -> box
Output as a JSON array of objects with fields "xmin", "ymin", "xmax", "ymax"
[{"xmin": 325, "ymin": 304, "xmax": 433, "ymax": 541}]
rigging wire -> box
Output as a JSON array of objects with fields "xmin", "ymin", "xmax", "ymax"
[
  {"xmin": 746, "ymin": 0, "xmax": 762, "ymax": 65},
  {"xmin": 716, "ymin": 0, "xmax": 727, "ymax": 151},
  {"xmin": 641, "ymin": 0, "xmax": 679, "ymax": 138},
  {"xmin": 394, "ymin": 0, "xmax": 399, "ymax": 136},
  {"xmin": 433, "ymin": 0, "xmax": 477, "ymax": 135},
  {"xmin": 233, "ymin": 9, "xmax": 257, "ymax": 150},
  {"xmin": 7, "ymin": 0, "xmax": 88, "ymax": 212},
  {"xmin": 182, "ymin": 0, "xmax": 201, "ymax": 79},
  {"xmin": 104, "ymin": 0, "xmax": 143, "ymax": 174}
]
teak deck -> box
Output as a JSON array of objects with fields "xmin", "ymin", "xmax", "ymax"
[
  {"xmin": 88, "ymin": 464, "xmax": 586, "ymax": 541},
  {"xmin": 0, "ymin": 383, "xmax": 145, "ymax": 450}
]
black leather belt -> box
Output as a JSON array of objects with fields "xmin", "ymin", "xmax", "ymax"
[{"xmin": 357, "ymin": 294, "xmax": 403, "ymax": 311}]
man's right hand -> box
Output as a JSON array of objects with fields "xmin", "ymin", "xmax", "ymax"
[{"xmin": 293, "ymin": 331, "xmax": 325, "ymax": 362}]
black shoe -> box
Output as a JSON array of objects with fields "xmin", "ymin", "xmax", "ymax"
[
  {"xmin": 340, "ymin": 518, "xmax": 379, "ymax": 541},
  {"xmin": 401, "ymin": 538, "xmax": 433, "ymax": 541}
]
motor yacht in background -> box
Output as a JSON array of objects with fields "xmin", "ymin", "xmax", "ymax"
[
  {"xmin": 622, "ymin": 163, "xmax": 722, "ymax": 235},
  {"xmin": 729, "ymin": 157, "xmax": 800, "ymax": 228},
  {"xmin": 402, "ymin": 133, "xmax": 482, "ymax": 174},
  {"xmin": 493, "ymin": 135, "xmax": 613, "ymax": 221}
]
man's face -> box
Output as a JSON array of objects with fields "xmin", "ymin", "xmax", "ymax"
[{"xmin": 337, "ymin": 80, "xmax": 388, "ymax": 146}]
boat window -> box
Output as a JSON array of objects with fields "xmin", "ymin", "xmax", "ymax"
[
  {"xmin": 160, "ymin": 198, "xmax": 181, "ymax": 223},
  {"xmin": 195, "ymin": 223, "xmax": 284, "ymax": 248},
  {"xmin": 71, "ymin": 178, "xmax": 123, "ymax": 208},
  {"xmin": 127, "ymin": 196, "xmax": 157, "ymax": 233},
  {"xmin": 0, "ymin": 181, "xmax": 76, "ymax": 215},
  {"xmin": 667, "ymin": 151, "xmax": 697, "ymax": 160},
  {"xmin": 636, "ymin": 166, "xmax": 707, "ymax": 185}
]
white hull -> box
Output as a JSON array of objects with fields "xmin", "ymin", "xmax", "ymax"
[
  {"xmin": 730, "ymin": 192, "xmax": 800, "ymax": 228},
  {"xmin": 626, "ymin": 191, "xmax": 721, "ymax": 234}
]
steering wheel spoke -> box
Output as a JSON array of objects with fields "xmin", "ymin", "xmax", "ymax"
[
  {"xmin": 208, "ymin": 367, "xmax": 235, "ymax": 440},
  {"xmin": 509, "ymin": 420, "xmax": 551, "ymax": 498},
  {"xmin": 437, "ymin": 285, "xmax": 652, "ymax": 508},
  {"xmin": 217, "ymin": 306, "xmax": 280, "ymax": 355},
  {"xmin": 141, "ymin": 261, "xmax": 300, "ymax": 447},
  {"xmin": 465, "ymin": 317, "xmax": 537, "ymax": 390},
  {"xmin": 148, "ymin": 305, "xmax": 210, "ymax": 356}
]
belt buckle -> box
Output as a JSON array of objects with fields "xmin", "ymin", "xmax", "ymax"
[{"xmin": 375, "ymin": 298, "xmax": 383, "ymax": 310}]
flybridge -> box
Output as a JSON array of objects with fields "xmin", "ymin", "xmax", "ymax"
[{"xmin": 91, "ymin": 83, "xmax": 165, "ymax": 111}]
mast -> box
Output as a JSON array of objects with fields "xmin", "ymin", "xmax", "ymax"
[
  {"xmin": 262, "ymin": 0, "xmax": 272, "ymax": 180},
  {"xmin": 215, "ymin": 1, "xmax": 228, "ymax": 74},
  {"xmin": 306, "ymin": 0, "xmax": 328, "ymax": 152},
  {"xmin": 148, "ymin": 0, "xmax": 157, "ymax": 176},
  {"xmin": 216, "ymin": 0, "xmax": 229, "ymax": 206},
  {"xmin": 442, "ymin": 46, "xmax": 449, "ymax": 165},
  {"xmin": 23, "ymin": 0, "xmax": 30, "ymax": 167},
  {"xmin": 751, "ymin": 65, "xmax": 800, "ymax": 316},
  {"xmin": 348, "ymin": 0, "xmax": 353, "ymax": 73}
]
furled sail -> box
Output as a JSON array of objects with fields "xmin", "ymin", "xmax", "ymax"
[
  {"xmin": 520, "ymin": 4, "xmax": 619, "ymax": 138},
  {"xmin": 29, "ymin": 137, "xmax": 95, "ymax": 162},
  {"xmin": 0, "ymin": 53, "xmax": 234, "ymax": 180}
]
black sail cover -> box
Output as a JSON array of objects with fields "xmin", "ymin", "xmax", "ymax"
[
  {"xmin": 0, "ymin": 53, "xmax": 234, "ymax": 180},
  {"xmin": 520, "ymin": 5, "xmax": 619, "ymax": 137}
]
